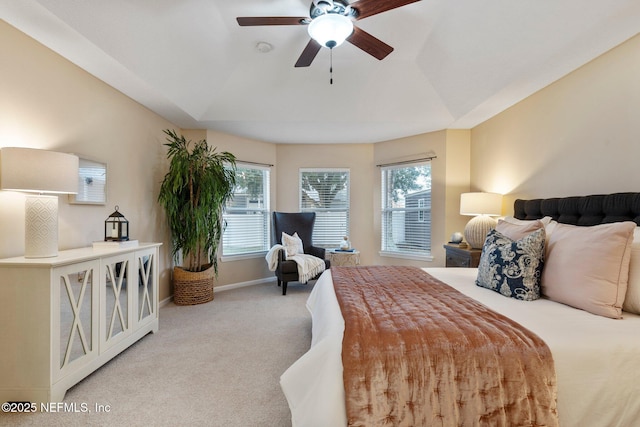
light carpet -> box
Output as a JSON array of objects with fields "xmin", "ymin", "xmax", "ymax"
[{"xmin": 2, "ymin": 282, "xmax": 314, "ymax": 427}]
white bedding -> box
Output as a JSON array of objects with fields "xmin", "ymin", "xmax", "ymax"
[{"xmin": 280, "ymin": 267, "xmax": 640, "ymax": 427}]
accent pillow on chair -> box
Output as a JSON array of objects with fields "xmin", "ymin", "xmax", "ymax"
[{"xmin": 282, "ymin": 232, "xmax": 304, "ymax": 258}]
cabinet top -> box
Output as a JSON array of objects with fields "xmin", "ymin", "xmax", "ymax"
[{"xmin": 0, "ymin": 242, "xmax": 162, "ymax": 267}]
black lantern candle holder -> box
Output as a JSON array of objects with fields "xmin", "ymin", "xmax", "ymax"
[{"xmin": 104, "ymin": 206, "xmax": 129, "ymax": 241}]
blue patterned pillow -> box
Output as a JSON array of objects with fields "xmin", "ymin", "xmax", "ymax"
[{"xmin": 475, "ymin": 228, "xmax": 546, "ymax": 301}]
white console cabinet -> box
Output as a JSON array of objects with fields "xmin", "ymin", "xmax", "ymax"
[{"xmin": 0, "ymin": 243, "xmax": 161, "ymax": 403}]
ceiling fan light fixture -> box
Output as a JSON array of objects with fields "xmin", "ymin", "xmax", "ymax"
[{"xmin": 307, "ymin": 13, "xmax": 353, "ymax": 48}]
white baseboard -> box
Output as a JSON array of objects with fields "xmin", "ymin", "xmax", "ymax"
[
  {"xmin": 215, "ymin": 276, "xmax": 276, "ymax": 293},
  {"xmin": 160, "ymin": 276, "xmax": 277, "ymax": 307}
]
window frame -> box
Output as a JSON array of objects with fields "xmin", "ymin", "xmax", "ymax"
[
  {"xmin": 380, "ymin": 160, "xmax": 433, "ymax": 261},
  {"xmin": 221, "ymin": 163, "xmax": 271, "ymax": 261},
  {"xmin": 299, "ymin": 168, "xmax": 350, "ymax": 249}
]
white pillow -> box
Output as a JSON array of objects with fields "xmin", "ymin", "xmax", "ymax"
[
  {"xmin": 623, "ymin": 227, "xmax": 640, "ymax": 314},
  {"xmin": 282, "ymin": 232, "xmax": 304, "ymax": 258}
]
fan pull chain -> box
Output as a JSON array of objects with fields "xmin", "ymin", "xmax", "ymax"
[{"xmin": 330, "ymin": 47, "xmax": 333, "ymax": 85}]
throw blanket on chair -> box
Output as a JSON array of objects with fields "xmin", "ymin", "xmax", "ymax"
[
  {"xmin": 265, "ymin": 244, "xmax": 326, "ymax": 284},
  {"xmin": 332, "ymin": 265, "xmax": 558, "ymax": 427}
]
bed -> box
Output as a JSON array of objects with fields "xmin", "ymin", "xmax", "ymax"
[{"xmin": 280, "ymin": 193, "xmax": 640, "ymax": 426}]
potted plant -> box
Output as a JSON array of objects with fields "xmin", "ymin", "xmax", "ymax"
[{"xmin": 158, "ymin": 129, "xmax": 236, "ymax": 305}]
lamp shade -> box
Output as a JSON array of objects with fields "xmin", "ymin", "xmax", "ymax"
[
  {"xmin": 0, "ymin": 147, "xmax": 79, "ymax": 258},
  {"xmin": 0, "ymin": 147, "xmax": 78, "ymax": 193},
  {"xmin": 307, "ymin": 13, "xmax": 354, "ymax": 48},
  {"xmin": 460, "ymin": 192, "xmax": 502, "ymax": 216}
]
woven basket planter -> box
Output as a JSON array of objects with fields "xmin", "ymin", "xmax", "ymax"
[{"xmin": 173, "ymin": 264, "xmax": 215, "ymax": 305}]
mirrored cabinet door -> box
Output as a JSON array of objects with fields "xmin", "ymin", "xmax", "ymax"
[
  {"xmin": 135, "ymin": 248, "xmax": 157, "ymax": 326},
  {"xmin": 101, "ymin": 254, "xmax": 134, "ymax": 350},
  {"xmin": 54, "ymin": 260, "xmax": 100, "ymax": 381}
]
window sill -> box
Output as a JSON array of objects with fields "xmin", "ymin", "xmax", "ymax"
[
  {"xmin": 379, "ymin": 251, "xmax": 434, "ymax": 262},
  {"xmin": 221, "ymin": 252, "xmax": 267, "ymax": 262}
]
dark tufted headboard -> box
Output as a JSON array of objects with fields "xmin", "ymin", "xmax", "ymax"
[{"xmin": 513, "ymin": 192, "xmax": 640, "ymax": 226}]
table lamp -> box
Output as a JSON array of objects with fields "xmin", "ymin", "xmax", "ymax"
[
  {"xmin": 0, "ymin": 147, "xmax": 79, "ymax": 258},
  {"xmin": 460, "ymin": 192, "xmax": 502, "ymax": 249}
]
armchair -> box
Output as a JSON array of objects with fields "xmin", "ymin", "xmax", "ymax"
[{"xmin": 271, "ymin": 212, "xmax": 330, "ymax": 295}]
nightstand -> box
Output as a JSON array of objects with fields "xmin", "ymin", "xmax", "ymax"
[
  {"xmin": 328, "ymin": 249, "xmax": 360, "ymax": 267},
  {"xmin": 443, "ymin": 243, "xmax": 482, "ymax": 268}
]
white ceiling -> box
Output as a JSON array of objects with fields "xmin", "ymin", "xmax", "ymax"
[{"xmin": 2, "ymin": 0, "xmax": 640, "ymax": 144}]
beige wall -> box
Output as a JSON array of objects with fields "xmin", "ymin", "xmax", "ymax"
[
  {"xmin": 471, "ymin": 33, "xmax": 640, "ymax": 213},
  {"xmin": 0, "ymin": 21, "xmax": 175, "ymax": 300},
  {"xmin": 443, "ymin": 130, "xmax": 472, "ymax": 240}
]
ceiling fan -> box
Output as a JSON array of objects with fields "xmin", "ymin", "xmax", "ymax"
[{"xmin": 237, "ymin": 0, "xmax": 421, "ymax": 67}]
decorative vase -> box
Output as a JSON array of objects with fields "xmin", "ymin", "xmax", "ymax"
[{"xmin": 340, "ymin": 236, "xmax": 351, "ymax": 250}]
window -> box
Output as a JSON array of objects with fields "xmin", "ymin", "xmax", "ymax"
[
  {"xmin": 300, "ymin": 169, "xmax": 349, "ymax": 248},
  {"xmin": 222, "ymin": 164, "xmax": 270, "ymax": 257},
  {"xmin": 381, "ymin": 161, "xmax": 432, "ymax": 258}
]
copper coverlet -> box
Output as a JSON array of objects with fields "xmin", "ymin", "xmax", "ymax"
[{"xmin": 332, "ymin": 266, "xmax": 558, "ymax": 427}]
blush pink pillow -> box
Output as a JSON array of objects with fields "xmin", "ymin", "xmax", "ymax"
[{"xmin": 541, "ymin": 221, "xmax": 636, "ymax": 319}]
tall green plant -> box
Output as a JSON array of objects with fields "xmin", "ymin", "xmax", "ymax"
[{"xmin": 158, "ymin": 129, "xmax": 236, "ymax": 272}]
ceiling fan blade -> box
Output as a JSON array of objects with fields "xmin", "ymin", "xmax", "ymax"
[
  {"xmin": 347, "ymin": 26, "xmax": 394, "ymax": 60},
  {"xmin": 349, "ymin": 0, "xmax": 421, "ymax": 20},
  {"xmin": 295, "ymin": 39, "xmax": 322, "ymax": 67},
  {"xmin": 236, "ymin": 16, "xmax": 309, "ymax": 26}
]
